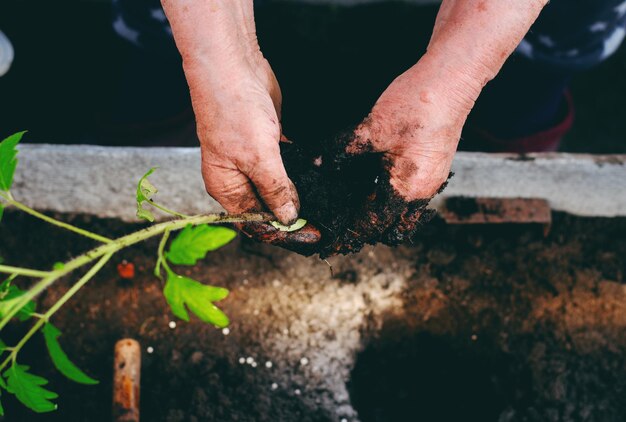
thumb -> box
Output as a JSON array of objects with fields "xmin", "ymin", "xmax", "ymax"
[
  {"xmin": 345, "ymin": 114, "xmax": 393, "ymax": 155},
  {"xmin": 247, "ymin": 156, "xmax": 300, "ymax": 225}
]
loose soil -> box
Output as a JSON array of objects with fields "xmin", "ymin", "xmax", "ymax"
[
  {"xmin": 1, "ymin": 211, "xmax": 625, "ymax": 421},
  {"xmin": 278, "ymin": 140, "xmax": 438, "ymax": 258}
]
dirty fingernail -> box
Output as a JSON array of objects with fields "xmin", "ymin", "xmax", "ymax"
[{"xmin": 275, "ymin": 202, "xmax": 299, "ymax": 225}]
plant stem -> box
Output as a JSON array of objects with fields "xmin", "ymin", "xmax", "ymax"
[
  {"xmin": 154, "ymin": 229, "xmax": 171, "ymax": 278},
  {"xmin": 0, "ymin": 192, "xmax": 112, "ymax": 244},
  {"xmin": 148, "ymin": 200, "xmax": 190, "ymax": 219},
  {"xmin": 0, "ymin": 265, "xmax": 50, "ymax": 278},
  {"xmin": 0, "ymin": 212, "xmax": 272, "ymax": 331},
  {"xmin": 0, "ymin": 253, "xmax": 113, "ymax": 373}
]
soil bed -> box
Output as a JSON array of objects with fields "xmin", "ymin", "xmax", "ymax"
[{"xmin": 0, "ymin": 211, "xmax": 625, "ymax": 421}]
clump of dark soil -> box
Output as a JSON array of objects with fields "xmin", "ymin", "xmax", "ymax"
[{"xmin": 280, "ymin": 137, "xmax": 439, "ymax": 258}]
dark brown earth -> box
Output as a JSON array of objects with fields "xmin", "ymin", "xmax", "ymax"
[
  {"xmin": 277, "ymin": 139, "xmax": 440, "ymax": 258},
  {"xmin": 1, "ymin": 211, "xmax": 625, "ymax": 421}
]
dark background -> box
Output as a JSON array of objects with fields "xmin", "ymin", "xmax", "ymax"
[{"xmin": 1, "ymin": 0, "xmax": 625, "ymax": 152}]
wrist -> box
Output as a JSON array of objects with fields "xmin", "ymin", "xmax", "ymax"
[
  {"xmin": 162, "ymin": 0, "xmax": 260, "ymax": 76},
  {"xmin": 403, "ymin": 52, "xmax": 484, "ymax": 126}
]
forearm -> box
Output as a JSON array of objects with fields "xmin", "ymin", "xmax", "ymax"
[
  {"xmin": 409, "ymin": 0, "xmax": 548, "ymax": 117},
  {"xmin": 160, "ymin": 0, "xmax": 259, "ymax": 81}
]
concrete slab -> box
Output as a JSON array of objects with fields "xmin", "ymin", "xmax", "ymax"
[{"xmin": 10, "ymin": 145, "xmax": 626, "ymax": 220}]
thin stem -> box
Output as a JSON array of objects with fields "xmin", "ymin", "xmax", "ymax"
[
  {"xmin": 0, "ymin": 212, "xmax": 272, "ymax": 331},
  {"xmin": 154, "ymin": 229, "xmax": 171, "ymax": 278},
  {"xmin": 148, "ymin": 200, "xmax": 190, "ymax": 219},
  {"xmin": 0, "ymin": 265, "xmax": 50, "ymax": 278},
  {"xmin": 0, "ymin": 254, "xmax": 113, "ymax": 372},
  {"xmin": 0, "ymin": 192, "xmax": 112, "ymax": 244}
]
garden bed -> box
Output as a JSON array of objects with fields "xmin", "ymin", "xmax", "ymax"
[{"xmin": 1, "ymin": 211, "xmax": 625, "ymax": 421}]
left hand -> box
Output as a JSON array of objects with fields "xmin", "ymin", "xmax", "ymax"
[{"xmin": 329, "ymin": 55, "xmax": 477, "ymax": 251}]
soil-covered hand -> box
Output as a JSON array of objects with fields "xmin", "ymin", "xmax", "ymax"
[
  {"xmin": 162, "ymin": 0, "xmax": 299, "ymax": 226},
  {"xmin": 320, "ymin": 60, "xmax": 469, "ymax": 255}
]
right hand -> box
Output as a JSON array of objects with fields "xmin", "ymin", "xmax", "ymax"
[
  {"xmin": 161, "ymin": 0, "xmax": 299, "ymax": 225},
  {"xmin": 194, "ymin": 55, "xmax": 300, "ymax": 225}
]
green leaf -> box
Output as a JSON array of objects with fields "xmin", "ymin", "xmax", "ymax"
[
  {"xmin": 167, "ymin": 224, "xmax": 236, "ymax": 266},
  {"xmin": 0, "ymin": 131, "xmax": 25, "ymax": 192},
  {"xmin": 0, "ymin": 204, "xmax": 4, "ymax": 223},
  {"xmin": 0, "ymin": 284, "xmax": 36, "ymax": 321},
  {"xmin": 136, "ymin": 167, "xmax": 158, "ymax": 222},
  {"xmin": 42, "ymin": 323, "xmax": 98, "ymax": 385},
  {"xmin": 4, "ymin": 364, "xmax": 58, "ymax": 413},
  {"xmin": 163, "ymin": 270, "xmax": 229, "ymax": 327},
  {"xmin": 270, "ymin": 218, "xmax": 308, "ymax": 232},
  {"xmin": 52, "ymin": 262, "xmax": 65, "ymax": 271}
]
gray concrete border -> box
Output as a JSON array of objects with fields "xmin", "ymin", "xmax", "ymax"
[{"xmin": 10, "ymin": 144, "xmax": 626, "ymax": 221}]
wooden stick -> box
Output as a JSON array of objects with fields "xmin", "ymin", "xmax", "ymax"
[{"xmin": 113, "ymin": 339, "xmax": 141, "ymax": 422}]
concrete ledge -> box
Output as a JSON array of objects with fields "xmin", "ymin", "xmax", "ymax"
[{"xmin": 11, "ymin": 144, "xmax": 626, "ymax": 221}]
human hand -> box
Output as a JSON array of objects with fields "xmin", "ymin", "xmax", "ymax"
[{"xmin": 162, "ymin": 0, "xmax": 299, "ymax": 225}]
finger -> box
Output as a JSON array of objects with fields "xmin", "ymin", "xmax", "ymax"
[
  {"xmin": 238, "ymin": 222, "xmax": 322, "ymax": 256},
  {"xmin": 247, "ymin": 155, "xmax": 300, "ymax": 226},
  {"xmin": 201, "ymin": 158, "xmax": 263, "ymax": 214}
]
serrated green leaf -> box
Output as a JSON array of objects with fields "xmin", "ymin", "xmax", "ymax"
[
  {"xmin": 4, "ymin": 364, "xmax": 58, "ymax": 413},
  {"xmin": 0, "ymin": 131, "xmax": 25, "ymax": 192},
  {"xmin": 167, "ymin": 224, "xmax": 236, "ymax": 266},
  {"xmin": 0, "ymin": 284, "xmax": 35, "ymax": 321},
  {"xmin": 136, "ymin": 168, "xmax": 158, "ymax": 222},
  {"xmin": 163, "ymin": 270, "xmax": 229, "ymax": 327},
  {"xmin": 42, "ymin": 323, "xmax": 98, "ymax": 385}
]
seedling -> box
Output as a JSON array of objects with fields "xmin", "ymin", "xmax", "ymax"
[{"xmin": 0, "ymin": 132, "xmax": 275, "ymax": 415}]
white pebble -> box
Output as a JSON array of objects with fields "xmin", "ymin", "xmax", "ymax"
[
  {"xmin": 341, "ymin": 419, "xmax": 348, "ymax": 422},
  {"xmin": 168, "ymin": 321, "xmax": 177, "ymax": 329},
  {"xmin": 265, "ymin": 361, "xmax": 273, "ymax": 368},
  {"xmin": 146, "ymin": 346, "xmax": 154, "ymax": 354},
  {"xmin": 271, "ymin": 383, "xmax": 278, "ymax": 390},
  {"xmin": 294, "ymin": 389, "xmax": 301, "ymax": 395},
  {"xmin": 222, "ymin": 328, "xmax": 230, "ymax": 335},
  {"xmin": 251, "ymin": 362, "xmax": 258, "ymax": 368},
  {"xmin": 238, "ymin": 357, "xmax": 245, "ymax": 364},
  {"xmin": 300, "ymin": 357, "xmax": 309, "ymax": 366},
  {"xmin": 246, "ymin": 357, "xmax": 254, "ymax": 364}
]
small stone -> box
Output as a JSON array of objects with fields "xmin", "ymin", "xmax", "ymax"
[
  {"xmin": 168, "ymin": 321, "xmax": 177, "ymax": 329},
  {"xmin": 251, "ymin": 362, "xmax": 258, "ymax": 368},
  {"xmin": 471, "ymin": 334, "xmax": 478, "ymax": 341},
  {"xmin": 190, "ymin": 351, "xmax": 203, "ymax": 364},
  {"xmin": 294, "ymin": 389, "xmax": 301, "ymax": 395},
  {"xmin": 253, "ymin": 309, "xmax": 260, "ymax": 316},
  {"xmin": 271, "ymin": 383, "xmax": 278, "ymax": 390},
  {"xmin": 300, "ymin": 357, "xmax": 309, "ymax": 366},
  {"xmin": 265, "ymin": 361, "xmax": 273, "ymax": 368},
  {"xmin": 146, "ymin": 346, "xmax": 154, "ymax": 354},
  {"xmin": 246, "ymin": 357, "xmax": 254, "ymax": 364},
  {"xmin": 239, "ymin": 357, "xmax": 246, "ymax": 364},
  {"xmin": 222, "ymin": 328, "xmax": 230, "ymax": 336},
  {"xmin": 341, "ymin": 419, "xmax": 348, "ymax": 422}
]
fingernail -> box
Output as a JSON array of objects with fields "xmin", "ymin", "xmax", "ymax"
[{"xmin": 275, "ymin": 202, "xmax": 298, "ymax": 225}]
